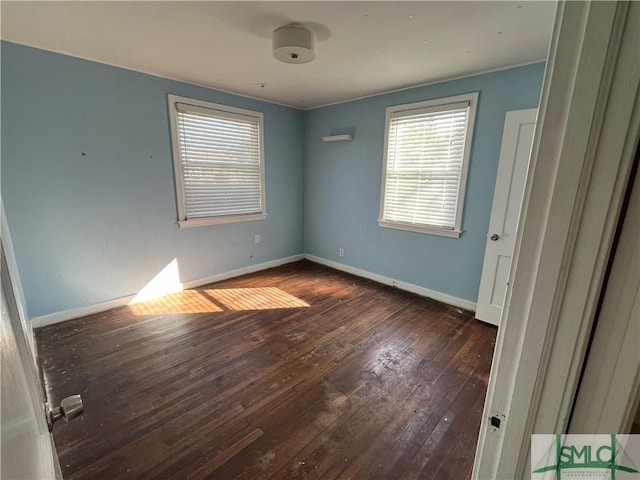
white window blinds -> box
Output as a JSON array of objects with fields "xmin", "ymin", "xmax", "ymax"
[
  {"xmin": 172, "ymin": 100, "xmax": 264, "ymax": 222},
  {"xmin": 381, "ymin": 99, "xmax": 473, "ymax": 233}
]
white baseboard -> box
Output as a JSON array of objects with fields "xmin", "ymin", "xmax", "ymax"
[
  {"xmin": 31, "ymin": 252, "xmax": 475, "ymax": 329},
  {"xmin": 32, "ymin": 294, "xmax": 136, "ymax": 329},
  {"xmin": 180, "ymin": 254, "xmax": 304, "ymax": 290},
  {"xmin": 31, "ymin": 254, "xmax": 305, "ymax": 328},
  {"xmin": 304, "ymin": 254, "xmax": 477, "ymax": 312}
]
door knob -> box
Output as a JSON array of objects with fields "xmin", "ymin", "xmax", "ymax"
[
  {"xmin": 46, "ymin": 394, "xmax": 83, "ymax": 432},
  {"xmin": 489, "ymin": 233, "xmax": 500, "ymax": 241}
]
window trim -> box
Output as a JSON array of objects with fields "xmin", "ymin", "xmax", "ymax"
[
  {"xmin": 378, "ymin": 92, "xmax": 479, "ymax": 238},
  {"xmin": 167, "ymin": 94, "xmax": 267, "ymax": 228}
]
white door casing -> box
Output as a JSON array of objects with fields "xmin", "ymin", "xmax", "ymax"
[
  {"xmin": 476, "ymin": 109, "xmax": 537, "ymax": 326},
  {"xmin": 1, "ymin": 202, "xmax": 35, "ymax": 355},
  {"xmin": 473, "ymin": 1, "xmax": 640, "ymax": 479},
  {"xmin": 1, "ymin": 208, "xmax": 61, "ymax": 479},
  {"xmin": 569, "ymin": 165, "xmax": 639, "ymax": 434},
  {"xmin": 1, "ymin": 284, "xmax": 56, "ymax": 479}
]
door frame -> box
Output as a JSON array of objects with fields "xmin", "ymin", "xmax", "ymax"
[
  {"xmin": 1, "ymin": 202, "xmax": 63, "ymax": 478},
  {"xmin": 473, "ymin": 1, "xmax": 640, "ymax": 479},
  {"xmin": 569, "ymin": 153, "xmax": 639, "ymax": 435},
  {"xmin": 1, "ymin": 202, "xmax": 34, "ymax": 356},
  {"xmin": 1, "ymin": 203, "xmax": 43, "ymax": 413}
]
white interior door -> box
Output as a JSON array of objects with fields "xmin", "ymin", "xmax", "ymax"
[
  {"xmin": 1, "ymin": 230, "xmax": 60, "ymax": 478},
  {"xmin": 476, "ymin": 108, "xmax": 537, "ymax": 326}
]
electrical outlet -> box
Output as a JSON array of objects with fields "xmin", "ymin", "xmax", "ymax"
[
  {"xmin": 339, "ymin": 248, "xmax": 345, "ymax": 257},
  {"xmin": 254, "ymin": 234, "xmax": 261, "ymax": 245}
]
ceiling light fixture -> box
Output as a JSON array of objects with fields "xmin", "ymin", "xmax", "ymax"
[{"xmin": 273, "ymin": 23, "xmax": 316, "ymax": 64}]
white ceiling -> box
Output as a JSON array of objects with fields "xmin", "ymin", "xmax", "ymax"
[{"xmin": 0, "ymin": 1, "xmax": 556, "ymax": 109}]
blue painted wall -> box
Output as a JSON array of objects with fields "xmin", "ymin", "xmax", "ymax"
[
  {"xmin": 1, "ymin": 40, "xmax": 544, "ymax": 318},
  {"xmin": 1, "ymin": 42, "xmax": 305, "ymax": 318},
  {"xmin": 304, "ymin": 63, "xmax": 545, "ymax": 303}
]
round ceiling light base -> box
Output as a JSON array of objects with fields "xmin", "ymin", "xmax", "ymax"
[{"xmin": 273, "ymin": 23, "xmax": 316, "ymax": 64}]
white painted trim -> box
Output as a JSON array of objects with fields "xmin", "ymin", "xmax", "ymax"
[
  {"xmin": 304, "ymin": 254, "xmax": 477, "ymax": 312},
  {"xmin": 180, "ymin": 255, "xmax": 303, "ymax": 290},
  {"xmin": 31, "ymin": 254, "xmax": 304, "ymax": 328},
  {"xmin": 308, "ymin": 60, "xmax": 546, "ymax": 111},
  {"xmin": 473, "ymin": 1, "xmax": 639, "ymax": 479},
  {"xmin": 0, "ymin": 241, "xmax": 60, "ymax": 480},
  {"xmin": 32, "ymin": 295, "xmax": 134, "ymax": 329},
  {"xmin": 4, "ymin": 40, "xmax": 545, "ymax": 112},
  {"xmin": 167, "ymin": 94, "xmax": 267, "ymax": 226},
  {"xmin": 378, "ymin": 92, "xmax": 478, "ymax": 236},
  {"xmin": 1, "ymin": 202, "xmax": 35, "ymax": 356},
  {"xmin": 377, "ymin": 221, "xmax": 462, "ymax": 238},
  {"xmin": 569, "ymin": 164, "xmax": 640, "ymax": 434},
  {"xmin": 178, "ymin": 214, "xmax": 267, "ymax": 228},
  {"xmin": 528, "ymin": 0, "xmax": 639, "ymax": 438},
  {"xmin": 31, "ymin": 252, "xmax": 476, "ymax": 328},
  {"xmin": 1, "ymin": 204, "xmax": 29, "ymax": 324},
  {"xmin": 0, "ymin": 41, "xmax": 303, "ymax": 111}
]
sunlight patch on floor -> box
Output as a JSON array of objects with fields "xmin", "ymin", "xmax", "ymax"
[
  {"xmin": 204, "ymin": 287, "xmax": 309, "ymax": 311},
  {"xmin": 128, "ymin": 290, "xmax": 223, "ymax": 315},
  {"xmin": 127, "ymin": 286, "xmax": 309, "ymax": 315}
]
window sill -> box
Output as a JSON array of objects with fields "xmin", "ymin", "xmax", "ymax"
[
  {"xmin": 179, "ymin": 213, "xmax": 267, "ymax": 228},
  {"xmin": 378, "ymin": 220, "xmax": 462, "ymax": 238}
]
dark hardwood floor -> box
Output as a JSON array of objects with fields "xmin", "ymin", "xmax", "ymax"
[{"xmin": 37, "ymin": 260, "xmax": 496, "ymax": 480}]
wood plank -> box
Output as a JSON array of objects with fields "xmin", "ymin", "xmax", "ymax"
[{"xmin": 36, "ymin": 260, "xmax": 496, "ymax": 479}]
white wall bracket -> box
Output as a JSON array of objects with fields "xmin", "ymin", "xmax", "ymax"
[{"xmin": 322, "ymin": 134, "xmax": 353, "ymax": 142}]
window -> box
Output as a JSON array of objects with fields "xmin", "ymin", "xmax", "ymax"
[
  {"xmin": 168, "ymin": 95, "xmax": 266, "ymax": 228},
  {"xmin": 379, "ymin": 92, "xmax": 478, "ymax": 238}
]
